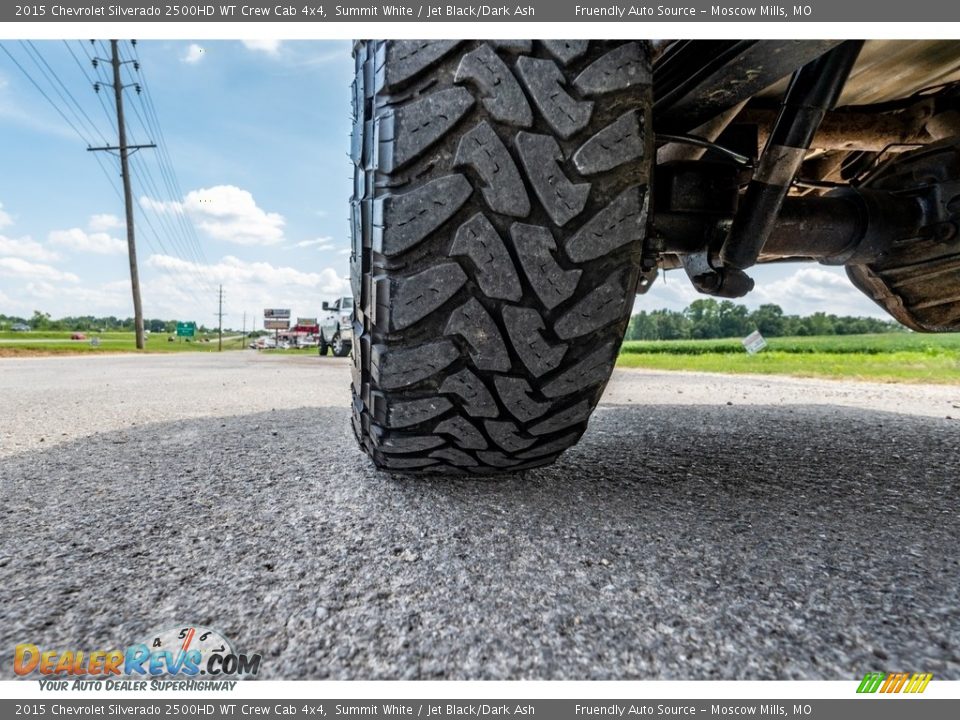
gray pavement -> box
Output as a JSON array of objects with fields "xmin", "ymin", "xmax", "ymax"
[{"xmin": 1, "ymin": 352, "xmax": 958, "ymax": 679}]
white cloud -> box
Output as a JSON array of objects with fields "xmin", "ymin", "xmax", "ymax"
[
  {"xmin": 338, "ymin": 248, "xmax": 352, "ymax": 255},
  {"xmin": 752, "ymin": 267, "xmax": 885, "ymax": 318},
  {"xmin": 140, "ymin": 185, "xmax": 285, "ymax": 246},
  {"xmin": 0, "ymin": 280, "xmax": 129, "ymax": 318},
  {"xmin": 0, "ymin": 234, "xmax": 61, "ymax": 262},
  {"xmin": 0, "ymin": 279, "xmax": 129, "ymax": 321},
  {"xmin": 242, "ymin": 40, "xmax": 282, "ymax": 55},
  {"xmin": 88, "ymin": 213, "xmax": 124, "ymax": 232},
  {"xmin": 143, "ymin": 253, "xmax": 349, "ymax": 321},
  {"xmin": 182, "ymin": 44, "xmax": 206, "ymax": 64},
  {"xmin": 636, "ymin": 265, "xmax": 888, "ymax": 319},
  {"xmin": 0, "ymin": 257, "xmax": 79, "ymax": 283},
  {"xmin": 139, "ymin": 196, "xmax": 183, "ymax": 215},
  {"xmin": 632, "ymin": 269, "xmax": 701, "ymax": 314},
  {"xmin": 295, "ymin": 237, "xmax": 335, "ymax": 250},
  {"xmin": 148, "ymin": 254, "xmax": 347, "ymax": 292},
  {"xmin": 0, "ymin": 202, "xmax": 12, "ymax": 229},
  {"xmin": 23, "ymin": 281, "xmax": 128, "ymax": 310},
  {"xmin": 49, "ymin": 228, "xmax": 127, "ymax": 255}
]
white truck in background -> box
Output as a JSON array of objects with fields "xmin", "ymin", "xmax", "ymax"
[{"xmin": 318, "ymin": 296, "xmax": 353, "ymax": 357}]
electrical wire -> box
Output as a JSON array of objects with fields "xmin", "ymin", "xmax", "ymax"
[
  {"xmin": 22, "ymin": 40, "xmax": 109, "ymax": 146},
  {"xmin": 125, "ymin": 40, "xmax": 211, "ymax": 268},
  {"xmin": 656, "ymin": 132, "xmax": 754, "ymax": 166},
  {"xmin": 0, "ymin": 42, "xmax": 94, "ymax": 145},
  {"xmin": 1, "ymin": 40, "xmax": 211, "ymax": 309},
  {"xmin": 65, "ymin": 40, "xmax": 118, "ymax": 137}
]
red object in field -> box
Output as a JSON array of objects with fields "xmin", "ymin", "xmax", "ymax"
[{"xmin": 71, "ymin": 332, "xmax": 86, "ymax": 340}]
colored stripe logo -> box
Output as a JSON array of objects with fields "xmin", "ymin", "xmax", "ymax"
[{"xmin": 857, "ymin": 672, "xmax": 932, "ymax": 694}]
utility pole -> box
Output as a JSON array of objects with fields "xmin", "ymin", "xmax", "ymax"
[
  {"xmin": 217, "ymin": 285, "xmax": 224, "ymax": 351},
  {"xmin": 88, "ymin": 40, "xmax": 155, "ymax": 350},
  {"xmin": 113, "ymin": 40, "xmax": 144, "ymax": 350}
]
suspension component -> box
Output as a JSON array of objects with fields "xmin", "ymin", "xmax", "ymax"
[{"xmin": 717, "ymin": 41, "xmax": 864, "ymax": 285}]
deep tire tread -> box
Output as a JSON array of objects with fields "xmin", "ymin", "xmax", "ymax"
[{"xmin": 351, "ymin": 41, "xmax": 652, "ymax": 474}]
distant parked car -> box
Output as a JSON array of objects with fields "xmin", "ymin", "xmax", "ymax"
[
  {"xmin": 70, "ymin": 332, "xmax": 86, "ymax": 340},
  {"xmin": 11, "ymin": 323, "xmax": 30, "ymax": 332}
]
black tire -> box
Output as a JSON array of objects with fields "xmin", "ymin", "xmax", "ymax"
[
  {"xmin": 318, "ymin": 335, "xmax": 329, "ymax": 356},
  {"xmin": 332, "ymin": 333, "xmax": 351, "ymax": 357},
  {"xmin": 350, "ymin": 40, "xmax": 652, "ymax": 474}
]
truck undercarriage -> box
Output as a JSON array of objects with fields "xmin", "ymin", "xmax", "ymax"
[{"xmin": 651, "ymin": 40, "xmax": 960, "ymax": 331}]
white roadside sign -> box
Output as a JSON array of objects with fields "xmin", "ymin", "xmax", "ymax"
[{"xmin": 742, "ymin": 330, "xmax": 768, "ymax": 355}]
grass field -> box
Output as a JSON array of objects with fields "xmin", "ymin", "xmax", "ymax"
[
  {"xmin": 618, "ymin": 333, "xmax": 960, "ymax": 383},
  {"xmin": 0, "ymin": 331, "xmax": 247, "ymax": 356},
  {"xmin": 4, "ymin": 329, "xmax": 958, "ymax": 384}
]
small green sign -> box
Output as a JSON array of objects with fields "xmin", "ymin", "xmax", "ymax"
[{"xmin": 176, "ymin": 322, "xmax": 196, "ymax": 337}]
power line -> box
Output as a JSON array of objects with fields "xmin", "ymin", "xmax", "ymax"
[
  {"xmin": 2, "ymin": 40, "xmax": 215, "ymax": 318},
  {"xmin": 125, "ymin": 40, "xmax": 211, "ymax": 268},
  {"xmin": 22, "ymin": 40, "xmax": 109, "ymax": 146},
  {"xmin": 128, "ymin": 152, "xmax": 201, "ymax": 266},
  {"xmin": 137, "ymin": 106, "xmax": 210, "ymax": 268},
  {"xmin": 87, "ymin": 131, "xmax": 210, "ymax": 307},
  {"xmin": 111, "ymin": 43, "xmax": 211, "ymax": 278},
  {"xmin": 0, "ymin": 42, "xmax": 94, "ymax": 145},
  {"xmin": 90, "ymin": 151, "xmax": 125, "ymax": 202},
  {"xmin": 107, "ymin": 41, "xmax": 216, "ymax": 296},
  {"xmin": 121, "ymin": 107, "xmax": 217, "ymax": 294},
  {"xmin": 1, "ymin": 40, "xmax": 210, "ymax": 320},
  {"xmin": 64, "ymin": 40, "xmax": 118, "ymax": 136},
  {"xmin": 95, "ymin": 39, "xmax": 113, "ymax": 69},
  {"xmin": 0, "ymin": 41, "xmax": 129, "ymax": 210},
  {"xmin": 122, "ymin": 102, "xmax": 208, "ymax": 271},
  {"xmin": 130, "ymin": 210, "xmax": 211, "ymax": 308}
]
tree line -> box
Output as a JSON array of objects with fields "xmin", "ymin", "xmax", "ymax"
[
  {"xmin": 626, "ymin": 299, "xmax": 902, "ymax": 341},
  {"xmin": 3, "ymin": 302, "xmax": 901, "ymax": 340},
  {"xmin": 1, "ymin": 311, "xmax": 211, "ymax": 334}
]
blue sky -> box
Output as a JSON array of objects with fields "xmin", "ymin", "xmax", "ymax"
[
  {"xmin": 0, "ymin": 39, "xmax": 354, "ymax": 329},
  {"xmin": 0, "ymin": 39, "xmax": 887, "ymax": 328}
]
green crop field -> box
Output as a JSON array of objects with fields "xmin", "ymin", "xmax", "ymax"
[
  {"xmin": 0, "ymin": 331, "xmax": 247, "ymax": 355},
  {"xmin": 618, "ymin": 333, "xmax": 960, "ymax": 383},
  {"xmin": 4, "ymin": 329, "xmax": 959, "ymax": 384}
]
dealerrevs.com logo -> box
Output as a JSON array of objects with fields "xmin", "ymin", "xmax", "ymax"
[{"xmin": 14, "ymin": 625, "xmax": 261, "ymax": 682}]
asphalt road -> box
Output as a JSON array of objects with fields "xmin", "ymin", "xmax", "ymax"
[{"xmin": 1, "ymin": 352, "xmax": 958, "ymax": 679}]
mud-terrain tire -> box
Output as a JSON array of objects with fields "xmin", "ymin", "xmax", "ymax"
[
  {"xmin": 332, "ymin": 333, "xmax": 351, "ymax": 358},
  {"xmin": 349, "ymin": 40, "xmax": 653, "ymax": 473}
]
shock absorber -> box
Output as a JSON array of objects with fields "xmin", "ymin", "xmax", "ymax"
[{"xmin": 718, "ymin": 41, "xmax": 864, "ymax": 286}]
